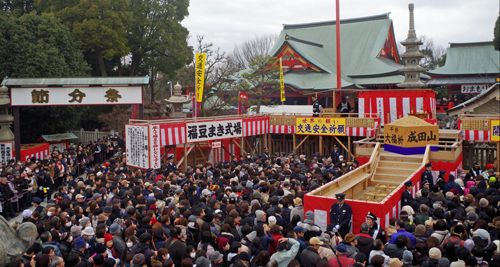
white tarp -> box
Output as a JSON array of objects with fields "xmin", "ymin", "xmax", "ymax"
[{"xmin": 249, "ymin": 105, "xmax": 313, "ymax": 115}]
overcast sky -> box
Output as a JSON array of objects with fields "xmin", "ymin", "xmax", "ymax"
[{"xmin": 182, "ymin": 0, "xmax": 499, "ymax": 54}]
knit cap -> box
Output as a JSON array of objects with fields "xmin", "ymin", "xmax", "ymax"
[
  {"xmin": 74, "ymin": 236, "xmax": 86, "ymax": 249},
  {"xmin": 429, "ymin": 247, "xmax": 442, "ymax": 259},
  {"xmin": 70, "ymin": 225, "xmax": 81, "ymax": 237},
  {"xmin": 255, "ymin": 210, "xmax": 265, "ymax": 219},
  {"xmin": 403, "ymin": 250, "xmax": 413, "ymax": 264},
  {"xmin": 479, "ymin": 198, "xmax": 489, "ymax": 208},
  {"xmin": 464, "ymin": 239, "xmax": 475, "ymax": 251},
  {"xmin": 268, "ymin": 216, "xmax": 277, "ymax": 226},
  {"xmin": 305, "ymin": 210, "xmax": 314, "ymax": 220},
  {"xmin": 133, "ymin": 254, "xmax": 145, "ymax": 266}
]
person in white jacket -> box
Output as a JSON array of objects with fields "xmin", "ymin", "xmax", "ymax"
[{"xmin": 368, "ymin": 240, "xmax": 391, "ymax": 267}]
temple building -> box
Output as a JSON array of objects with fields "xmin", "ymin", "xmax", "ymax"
[
  {"xmin": 264, "ymin": 13, "xmax": 429, "ymax": 108},
  {"xmin": 427, "ymin": 42, "xmax": 500, "ymax": 102}
]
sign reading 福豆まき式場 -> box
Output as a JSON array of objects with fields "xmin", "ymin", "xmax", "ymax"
[
  {"xmin": 10, "ymin": 87, "xmax": 143, "ymax": 106},
  {"xmin": 295, "ymin": 117, "xmax": 346, "ymax": 136},
  {"xmin": 149, "ymin": 125, "xmax": 161, "ymax": 169},
  {"xmin": 125, "ymin": 125, "xmax": 149, "ymax": 169},
  {"xmin": 491, "ymin": 119, "xmax": 500, "ymax": 142},
  {"xmin": 186, "ymin": 120, "xmax": 243, "ymax": 143}
]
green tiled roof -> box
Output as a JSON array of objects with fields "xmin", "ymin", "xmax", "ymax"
[
  {"xmin": 429, "ymin": 42, "xmax": 500, "ymax": 75},
  {"xmin": 267, "ymin": 13, "xmax": 404, "ymax": 90}
]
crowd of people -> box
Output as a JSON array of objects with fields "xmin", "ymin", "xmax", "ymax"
[{"xmin": 0, "ymin": 138, "xmax": 499, "ymax": 267}]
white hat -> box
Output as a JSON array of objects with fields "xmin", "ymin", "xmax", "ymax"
[
  {"xmin": 202, "ymin": 189, "xmax": 211, "ymax": 196},
  {"xmin": 268, "ymin": 216, "xmax": 277, "ymax": 226},
  {"xmin": 22, "ymin": 209, "xmax": 33, "ymax": 218},
  {"xmin": 96, "ymin": 171, "xmax": 103, "ymax": 176},
  {"xmin": 82, "ymin": 226, "xmax": 95, "ymax": 236}
]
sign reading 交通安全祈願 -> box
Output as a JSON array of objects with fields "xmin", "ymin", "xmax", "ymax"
[
  {"xmin": 186, "ymin": 120, "xmax": 243, "ymax": 143},
  {"xmin": 295, "ymin": 117, "xmax": 346, "ymax": 136},
  {"xmin": 125, "ymin": 125, "xmax": 149, "ymax": 169},
  {"xmin": 10, "ymin": 87, "xmax": 143, "ymax": 106}
]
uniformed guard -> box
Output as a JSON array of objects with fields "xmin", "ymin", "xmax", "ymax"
[
  {"xmin": 330, "ymin": 145, "xmax": 341, "ymax": 165},
  {"xmin": 312, "ymin": 95, "xmax": 321, "ymax": 117},
  {"xmin": 348, "ymin": 159, "xmax": 359, "ymax": 172},
  {"xmin": 401, "ymin": 181, "xmax": 414, "ymax": 208},
  {"xmin": 421, "ymin": 163, "xmax": 434, "ymax": 187},
  {"xmin": 165, "ymin": 156, "xmax": 177, "ymax": 173},
  {"xmin": 329, "ymin": 193, "xmax": 352, "ymax": 239},
  {"xmin": 366, "ymin": 211, "xmax": 385, "ymax": 242}
]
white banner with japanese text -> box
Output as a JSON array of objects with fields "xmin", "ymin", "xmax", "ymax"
[
  {"xmin": 0, "ymin": 142, "xmax": 13, "ymax": 164},
  {"xmin": 186, "ymin": 120, "xmax": 242, "ymax": 143},
  {"xmin": 11, "ymin": 86, "xmax": 143, "ymax": 106},
  {"xmin": 149, "ymin": 124, "xmax": 161, "ymax": 169},
  {"xmin": 125, "ymin": 124, "xmax": 149, "ymax": 169}
]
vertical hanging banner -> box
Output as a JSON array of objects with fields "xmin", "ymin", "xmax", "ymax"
[
  {"xmin": 279, "ymin": 58, "xmax": 286, "ymax": 102},
  {"xmin": 191, "ymin": 93, "xmax": 200, "ymax": 118},
  {"xmin": 195, "ymin": 53, "xmax": 206, "ymax": 103},
  {"xmin": 238, "ymin": 92, "xmax": 248, "ymax": 115},
  {"xmin": 125, "ymin": 124, "xmax": 149, "ymax": 169},
  {"xmin": 491, "ymin": 119, "xmax": 500, "ymax": 142},
  {"xmin": 0, "ymin": 142, "xmax": 13, "ymax": 164},
  {"xmin": 131, "ymin": 104, "xmax": 138, "ymax": 119},
  {"xmin": 149, "ymin": 124, "xmax": 161, "ymax": 169}
]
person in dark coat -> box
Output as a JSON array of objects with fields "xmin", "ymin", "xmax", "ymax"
[
  {"xmin": 329, "ymin": 193, "xmax": 352, "ymax": 239},
  {"xmin": 300, "ymin": 237, "xmax": 324, "ymax": 266},
  {"xmin": 443, "ymin": 174, "xmax": 464, "ymax": 195},
  {"xmin": 421, "ymin": 163, "xmax": 434, "ymax": 187},
  {"xmin": 330, "ymin": 146, "xmax": 341, "ymax": 165},
  {"xmin": 401, "ymin": 181, "xmax": 414, "ymax": 208},
  {"xmin": 366, "ymin": 212, "xmax": 385, "ymax": 242},
  {"xmin": 0, "ymin": 176, "xmax": 16, "ymax": 218},
  {"xmin": 356, "ymin": 223, "xmax": 374, "ymax": 258},
  {"xmin": 312, "ymin": 96, "xmax": 321, "ymax": 117},
  {"xmin": 383, "ymin": 235, "xmax": 407, "ymax": 260},
  {"xmin": 165, "ymin": 227, "xmax": 187, "ymax": 267}
]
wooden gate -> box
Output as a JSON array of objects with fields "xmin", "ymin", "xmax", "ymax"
[{"xmin": 463, "ymin": 143, "xmax": 497, "ymax": 170}]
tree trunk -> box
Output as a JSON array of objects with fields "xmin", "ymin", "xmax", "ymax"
[
  {"xmin": 96, "ymin": 50, "xmax": 107, "ymax": 77},
  {"xmin": 130, "ymin": 52, "xmax": 141, "ymax": 76}
]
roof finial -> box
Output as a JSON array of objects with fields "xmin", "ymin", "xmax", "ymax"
[{"xmin": 408, "ymin": 3, "xmax": 416, "ymax": 39}]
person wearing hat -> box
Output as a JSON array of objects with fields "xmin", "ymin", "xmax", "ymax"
[
  {"xmin": 293, "ymin": 225, "xmax": 308, "ymax": 253},
  {"xmin": 401, "ymin": 181, "xmax": 414, "ymax": 208},
  {"xmin": 329, "ymin": 243, "xmax": 355, "ymax": 267},
  {"xmin": 165, "ymin": 156, "xmax": 177, "ymax": 174},
  {"xmin": 444, "ymin": 174, "xmax": 464, "ymax": 195},
  {"xmin": 311, "ymin": 95, "xmax": 321, "ymax": 117},
  {"xmin": 71, "ymin": 236, "xmax": 90, "ymax": 265},
  {"xmin": 329, "ymin": 193, "xmax": 352, "ymax": 239},
  {"xmin": 270, "ymin": 237, "xmax": 300, "ymax": 267},
  {"xmin": 300, "ymin": 237, "xmax": 324, "ymax": 266},
  {"xmin": 330, "ymin": 145, "xmax": 341, "ymax": 165},
  {"xmin": 209, "ymin": 251, "xmax": 224, "ymax": 266},
  {"xmin": 348, "ymin": 159, "xmax": 359, "ymax": 172},
  {"xmin": 290, "ymin": 198, "xmax": 304, "ymax": 221},
  {"xmin": 263, "ymin": 147, "xmax": 270, "ymax": 159},
  {"xmin": 422, "ymin": 163, "xmax": 434, "ymax": 187},
  {"xmin": 366, "ymin": 212, "xmax": 385, "ymax": 242},
  {"xmin": 470, "ymin": 162, "xmax": 482, "ymax": 177}
]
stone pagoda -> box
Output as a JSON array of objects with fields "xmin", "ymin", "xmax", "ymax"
[
  {"xmin": 165, "ymin": 82, "xmax": 190, "ymax": 118},
  {"xmin": 397, "ymin": 3, "xmax": 427, "ymax": 88}
]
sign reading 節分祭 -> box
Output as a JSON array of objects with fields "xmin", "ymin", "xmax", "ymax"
[
  {"xmin": 384, "ymin": 125, "xmax": 439, "ymax": 148},
  {"xmin": 10, "ymin": 87, "xmax": 143, "ymax": 106},
  {"xmin": 0, "ymin": 142, "xmax": 13, "ymax": 164},
  {"xmin": 186, "ymin": 120, "xmax": 242, "ymax": 143},
  {"xmin": 125, "ymin": 125, "xmax": 149, "ymax": 169},
  {"xmin": 491, "ymin": 119, "xmax": 500, "ymax": 142},
  {"xmin": 295, "ymin": 117, "xmax": 346, "ymax": 136}
]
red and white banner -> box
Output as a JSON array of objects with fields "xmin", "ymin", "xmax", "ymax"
[
  {"xmin": 13, "ymin": 143, "xmax": 50, "ymax": 161},
  {"xmin": 238, "ymin": 92, "xmax": 248, "ymax": 115},
  {"xmin": 346, "ymin": 118, "xmax": 381, "ymax": 137},
  {"xmin": 358, "ymin": 90, "xmax": 436, "ymax": 125},
  {"xmin": 269, "ymin": 125, "xmax": 295, "ymax": 134},
  {"xmin": 458, "ymin": 120, "xmax": 491, "ymax": 142},
  {"xmin": 158, "ymin": 122, "xmax": 186, "ymax": 146},
  {"xmin": 243, "ymin": 117, "xmax": 269, "ymax": 136}
]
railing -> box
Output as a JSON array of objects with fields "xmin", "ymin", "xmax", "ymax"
[
  {"xmin": 130, "ymin": 114, "xmax": 268, "ymax": 124},
  {"xmin": 71, "ymin": 128, "xmax": 116, "ymax": 144}
]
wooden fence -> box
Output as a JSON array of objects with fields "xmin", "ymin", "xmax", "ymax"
[{"xmin": 71, "ymin": 128, "xmax": 116, "ymax": 144}]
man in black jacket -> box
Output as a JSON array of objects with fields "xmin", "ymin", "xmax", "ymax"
[
  {"xmin": 165, "ymin": 227, "xmax": 186, "ymax": 267},
  {"xmin": 300, "ymin": 237, "xmax": 324, "ymax": 266},
  {"xmin": 0, "ymin": 176, "xmax": 15, "ymax": 218}
]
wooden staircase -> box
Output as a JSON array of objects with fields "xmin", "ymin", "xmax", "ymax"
[{"xmin": 370, "ymin": 151, "xmax": 423, "ymax": 186}]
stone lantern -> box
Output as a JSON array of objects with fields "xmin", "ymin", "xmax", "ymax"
[
  {"xmin": 165, "ymin": 82, "xmax": 190, "ymax": 118},
  {"xmin": 0, "ymin": 85, "xmax": 14, "ymax": 143}
]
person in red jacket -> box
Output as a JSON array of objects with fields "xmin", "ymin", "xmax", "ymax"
[{"xmin": 329, "ymin": 243, "xmax": 355, "ymax": 267}]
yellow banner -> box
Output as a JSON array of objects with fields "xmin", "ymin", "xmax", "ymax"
[
  {"xmin": 295, "ymin": 117, "xmax": 346, "ymax": 136},
  {"xmin": 195, "ymin": 53, "xmax": 206, "ymax": 103},
  {"xmin": 491, "ymin": 119, "xmax": 500, "ymax": 142},
  {"xmin": 280, "ymin": 58, "xmax": 285, "ymax": 102}
]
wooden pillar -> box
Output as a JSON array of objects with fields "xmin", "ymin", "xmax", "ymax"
[
  {"xmin": 293, "ymin": 133, "xmax": 296, "ymax": 154},
  {"xmin": 497, "ymin": 142, "xmax": 500, "ymax": 174},
  {"xmin": 138, "ymin": 104, "xmax": 144, "ymax": 120},
  {"xmin": 13, "ymin": 106, "xmax": 21, "ymax": 161},
  {"xmin": 183, "ymin": 142, "xmax": 187, "ymax": 173},
  {"xmin": 319, "ymin": 135, "xmax": 323, "ymax": 156},
  {"xmin": 348, "ymin": 136, "xmax": 351, "ymax": 161}
]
